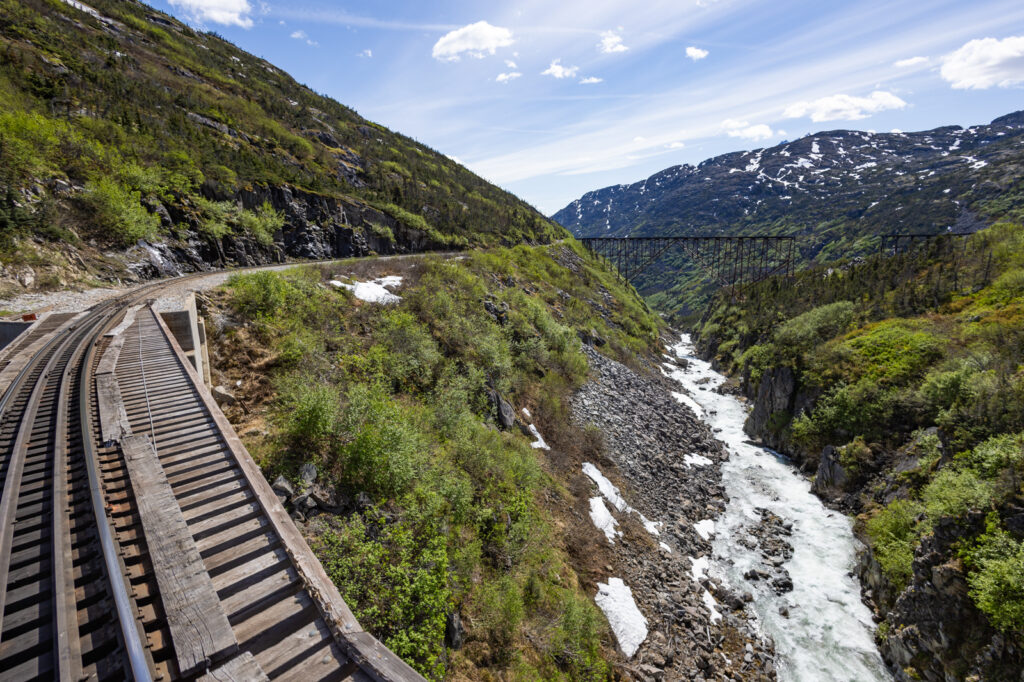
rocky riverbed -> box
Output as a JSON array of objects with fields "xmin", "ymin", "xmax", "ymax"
[{"xmin": 570, "ymin": 344, "xmax": 775, "ymax": 681}]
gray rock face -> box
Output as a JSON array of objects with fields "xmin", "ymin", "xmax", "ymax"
[
  {"xmin": 489, "ymin": 390, "xmax": 516, "ymax": 430},
  {"xmin": 811, "ymin": 445, "xmax": 850, "ymax": 495},
  {"xmin": 870, "ymin": 514, "xmax": 1024, "ymax": 681}
]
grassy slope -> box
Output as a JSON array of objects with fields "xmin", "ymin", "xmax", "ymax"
[
  {"xmin": 0, "ymin": 0, "xmax": 564, "ymax": 264},
  {"xmin": 207, "ymin": 244, "xmax": 662, "ymax": 680},
  {"xmin": 695, "ymin": 223, "xmax": 1024, "ymax": 674}
]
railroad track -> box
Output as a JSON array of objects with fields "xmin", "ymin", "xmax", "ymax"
[{"xmin": 0, "ymin": 270, "xmax": 424, "ymax": 681}]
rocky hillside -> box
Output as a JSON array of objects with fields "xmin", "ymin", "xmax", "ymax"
[
  {"xmin": 694, "ymin": 223, "xmax": 1024, "ymax": 681},
  {"xmin": 555, "ymin": 111, "xmax": 1024, "ymax": 257},
  {"xmin": 0, "ymin": 0, "xmax": 565, "ymax": 294}
]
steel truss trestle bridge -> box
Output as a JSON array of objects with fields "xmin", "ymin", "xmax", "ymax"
[{"xmin": 580, "ymin": 235, "xmax": 796, "ymax": 294}]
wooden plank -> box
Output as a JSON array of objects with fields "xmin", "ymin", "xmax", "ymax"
[
  {"xmin": 95, "ymin": 330, "xmax": 127, "ymax": 376},
  {"xmin": 197, "ymin": 651, "xmax": 269, "ymax": 682},
  {"xmin": 121, "ymin": 433, "xmax": 238, "ymax": 677},
  {"xmin": 96, "ymin": 373, "xmax": 132, "ymax": 444}
]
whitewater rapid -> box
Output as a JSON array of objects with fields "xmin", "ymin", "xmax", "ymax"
[{"xmin": 665, "ymin": 334, "xmax": 891, "ymax": 681}]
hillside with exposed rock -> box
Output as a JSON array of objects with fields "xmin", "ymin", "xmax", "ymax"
[{"xmin": 0, "ymin": 0, "xmax": 564, "ymax": 295}]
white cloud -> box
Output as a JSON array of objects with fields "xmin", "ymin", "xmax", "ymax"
[
  {"xmin": 599, "ymin": 31, "xmax": 629, "ymax": 54},
  {"xmin": 169, "ymin": 0, "xmax": 253, "ymax": 27},
  {"xmin": 940, "ymin": 36, "xmax": 1024, "ymax": 89},
  {"xmin": 783, "ymin": 90, "xmax": 906, "ymax": 121},
  {"xmin": 290, "ymin": 29, "xmax": 317, "ymax": 46},
  {"xmin": 633, "ymin": 136, "xmax": 647, "ymax": 142},
  {"xmin": 358, "ymin": 49, "xmax": 372, "ymax": 58},
  {"xmin": 685, "ymin": 46, "xmax": 709, "ymax": 61},
  {"xmin": 505, "ymin": 59, "xmax": 517, "ymax": 69},
  {"xmin": 496, "ymin": 72, "xmax": 522, "ymax": 83},
  {"xmin": 666, "ymin": 141, "xmax": 685, "ymax": 149},
  {"xmin": 432, "ymin": 21, "xmax": 513, "ymax": 61},
  {"xmin": 894, "ymin": 56, "xmax": 929, "ymax": 67},
  {"xmin": 542, "ymin": 59, "xmax": 579, "ymax": 79},
  {"xmin": 580, "ymin": 76, "xmax": 603, "ymax": 84},
  {"xmin": 721, "ymin": 119, "xmax": 775, "ymax": 141}
]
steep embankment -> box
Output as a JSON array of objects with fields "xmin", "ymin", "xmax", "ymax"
[
  {"xmin": 695, "ymin": 224, "xmax": 1024, "ymax": 681},
  {"xmin": 0, "ymin": 0, "xmax": 564, "ymax": 295},
  {"xmin": 197, "ymin": 243, "xmax": 784, "ymax": 680},
  {"xmin": 552, "ymin": 111, "xmax": 1024, "ymax": 319}
]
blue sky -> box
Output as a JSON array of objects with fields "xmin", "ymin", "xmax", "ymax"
[{"xmin": 153, "ymin": 0, "xmax": 1024, "ymax": 215}]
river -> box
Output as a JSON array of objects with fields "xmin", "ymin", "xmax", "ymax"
[{"xmin": 664, "ymin": 334, "xmax": 892, "ymax": 682}]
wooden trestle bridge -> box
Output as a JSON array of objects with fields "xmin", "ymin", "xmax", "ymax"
[
  {"xmin": 579, "ymin": 235, "xmax": 797, "ymax": 293},
  {"xmin": 0, "ymin": 270, "xmax": 424, "ymax": 681}
]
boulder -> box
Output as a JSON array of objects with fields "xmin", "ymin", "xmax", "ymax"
[
  {"xmin": 271, "ymin": 475, "xmax": 294, "ymax": 502},
  {"xmin": 444, "ymin": 612, "xmax": 465, "ymax": 650},
  {"xmin": 299, "ymin": 462, "xmax": 317, "ymax": 485},
  {"xmin": 212, "ymin": 385, "xmax": 237, "ymax": 406},
  {"xmin": 811, "ymin": 445, "xmax": 850, "ymax": 494},
  {"xmin": 489, "ymin": 390, "xmax": 516, "ymax": 430}
]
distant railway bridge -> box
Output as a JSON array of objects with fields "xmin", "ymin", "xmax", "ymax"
[{"xmin": 579, "ymin": 235, "xmax": 796, "ymax": 294}]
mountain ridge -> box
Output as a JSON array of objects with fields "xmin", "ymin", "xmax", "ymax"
[{"xmin": 554, "ymin": 111, "xmax": 1024, "ymax": 256}]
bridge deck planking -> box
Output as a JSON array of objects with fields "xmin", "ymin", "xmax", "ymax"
[
  {"xmin": 120, "ymin": 433, "xmax": 239, "ymax": 677},
  {"xmin": 107, "ymin": 307, "xmax": 427, "ymax": 680}
]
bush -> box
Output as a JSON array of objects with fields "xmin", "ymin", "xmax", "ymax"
[
  {"xmin": 82, "ymin": 177, "xmax": 160, "ymax": 245},
  {"xmin": 865, "ymin": 499, "xmax": 925, "ymax": 589},
  {"xmin": 967, "ymin": 526, "xmax": 1024, "ymax": 634},
  {"xmin": 278, "ymin": 378, "xmax": 339, "ymax": 454},
  {"xmin": 922, "ymin": 467, "xmax": 994, "ymax": 524},
  {"xmin": 314, "ymin": 513, "xmax": 450, "ymax": 678},
  {"xmin": 774, "ymin": 301, "xmax": 855, "ymax": 351},
  {"xmin": 335, "ymin": 383, "xmax": 423, "ymax": 498}
]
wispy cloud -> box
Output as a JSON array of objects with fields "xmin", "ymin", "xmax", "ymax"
[
  {"xmin": 358, "ymin": 48, "xmax": 373, "ymax": 58},
  {"xmin": 685, "ymin": 46, "xmax": 709, "ymax": 61},
  {"xmin": 169, "ymin": 0, "xmax": 253, "ymax": 28},
  {"xmin": 496, "ymin": 72, "xmax": 522, "ymax": 83},
  {"xmin": 270, "ymin": 6, "xmax": 456, "ymax": 32},
  {"xmin": 721, "ymin": 118, "xmax": 774, "ymax": 140},
  {"xmin": 894, "ymin": 56, "xmax": 929, "ymax": 67},
  {"xmin": 940, "ymin": 36, "xmax": 1024, "ymax": 89},
  {"xmin": 433, "ymin": 21, "xmax": 514, "ymax": 61},
  {"xmin": 290, "ymin": 29, "xmax": 318, "ymax": 46},
  {"xmin": 541, "ymin": 59, "xmax": 579, "ymax": 79},
  {"xmin": 580, "ymin": 76, "xmax": 604, "ymax": 84},
  {"xmin": 783, "ymin": 90, "xmax": 906, "ymax": 121},
  {"xmin": 599, "ymin": 30, "xmax": 628, "ymax": 54}
]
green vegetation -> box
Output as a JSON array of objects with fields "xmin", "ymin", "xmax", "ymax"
[
  {"xmin": 219, "ymin": 245, "xmax": 660, "ymax": 679},
  {"xmin": 696, "ymin": 223, "xmax": 1024, "ymax": 652},
  {"xmin": 0, "ymin": 0, "xmax": 563, "ymax": 267}
]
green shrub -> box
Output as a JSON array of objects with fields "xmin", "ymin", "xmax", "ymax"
[
  {"xmin": 314, "ymin": 513, "xmax": 450, "ymax": 678},
  {"xmin": 842, "ymin": 319, "xmax": 944, "ymax": 385},
  {"xmin": 774, "ymin": 301, "xmax": 855, "ymax": 351},
  {"xmin": 865, "ymin": 499, "xmax": 925, "ymax": 589},
  {"xmin": 547, "ymin": 593, "xmax": 611, "ymax": 679},
  {"xmin": 278, "ymin": 378, "xmax": 339, "ymax": 454},
  {"xmin": 478, "ymin": 575, "xmax": 524, "ymax": 664},
  {"xmin": 922, "ymin": 467, "xmax": 994, "ymax": 524},
  {"xmin": 375, "ymin": 311, "xmax": 442, "ymax": 393},
  {"xmin": 967, "ymin": 526, "xmax": 1024, "ymax": 634},
  {"xmin": 335, "ymin": 383, "xmax": 423, "ymax": 499},
  {"xmin": 82, "ymin": 177, "xmax": 160, "ymax": 245}
]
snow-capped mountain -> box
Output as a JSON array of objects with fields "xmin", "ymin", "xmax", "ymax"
[{"xmin": 554, "ymin": 111, "xmax": 1024, "ymax": 244}]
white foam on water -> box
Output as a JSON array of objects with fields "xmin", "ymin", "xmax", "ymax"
[{"xmin": 665, "ymin": 334, "xmax": 891, "ymax": 682}]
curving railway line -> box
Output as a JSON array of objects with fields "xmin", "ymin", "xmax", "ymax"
[{"xmin": 0, "ymin": 272, "xmax": 424, "ymax": 681}]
